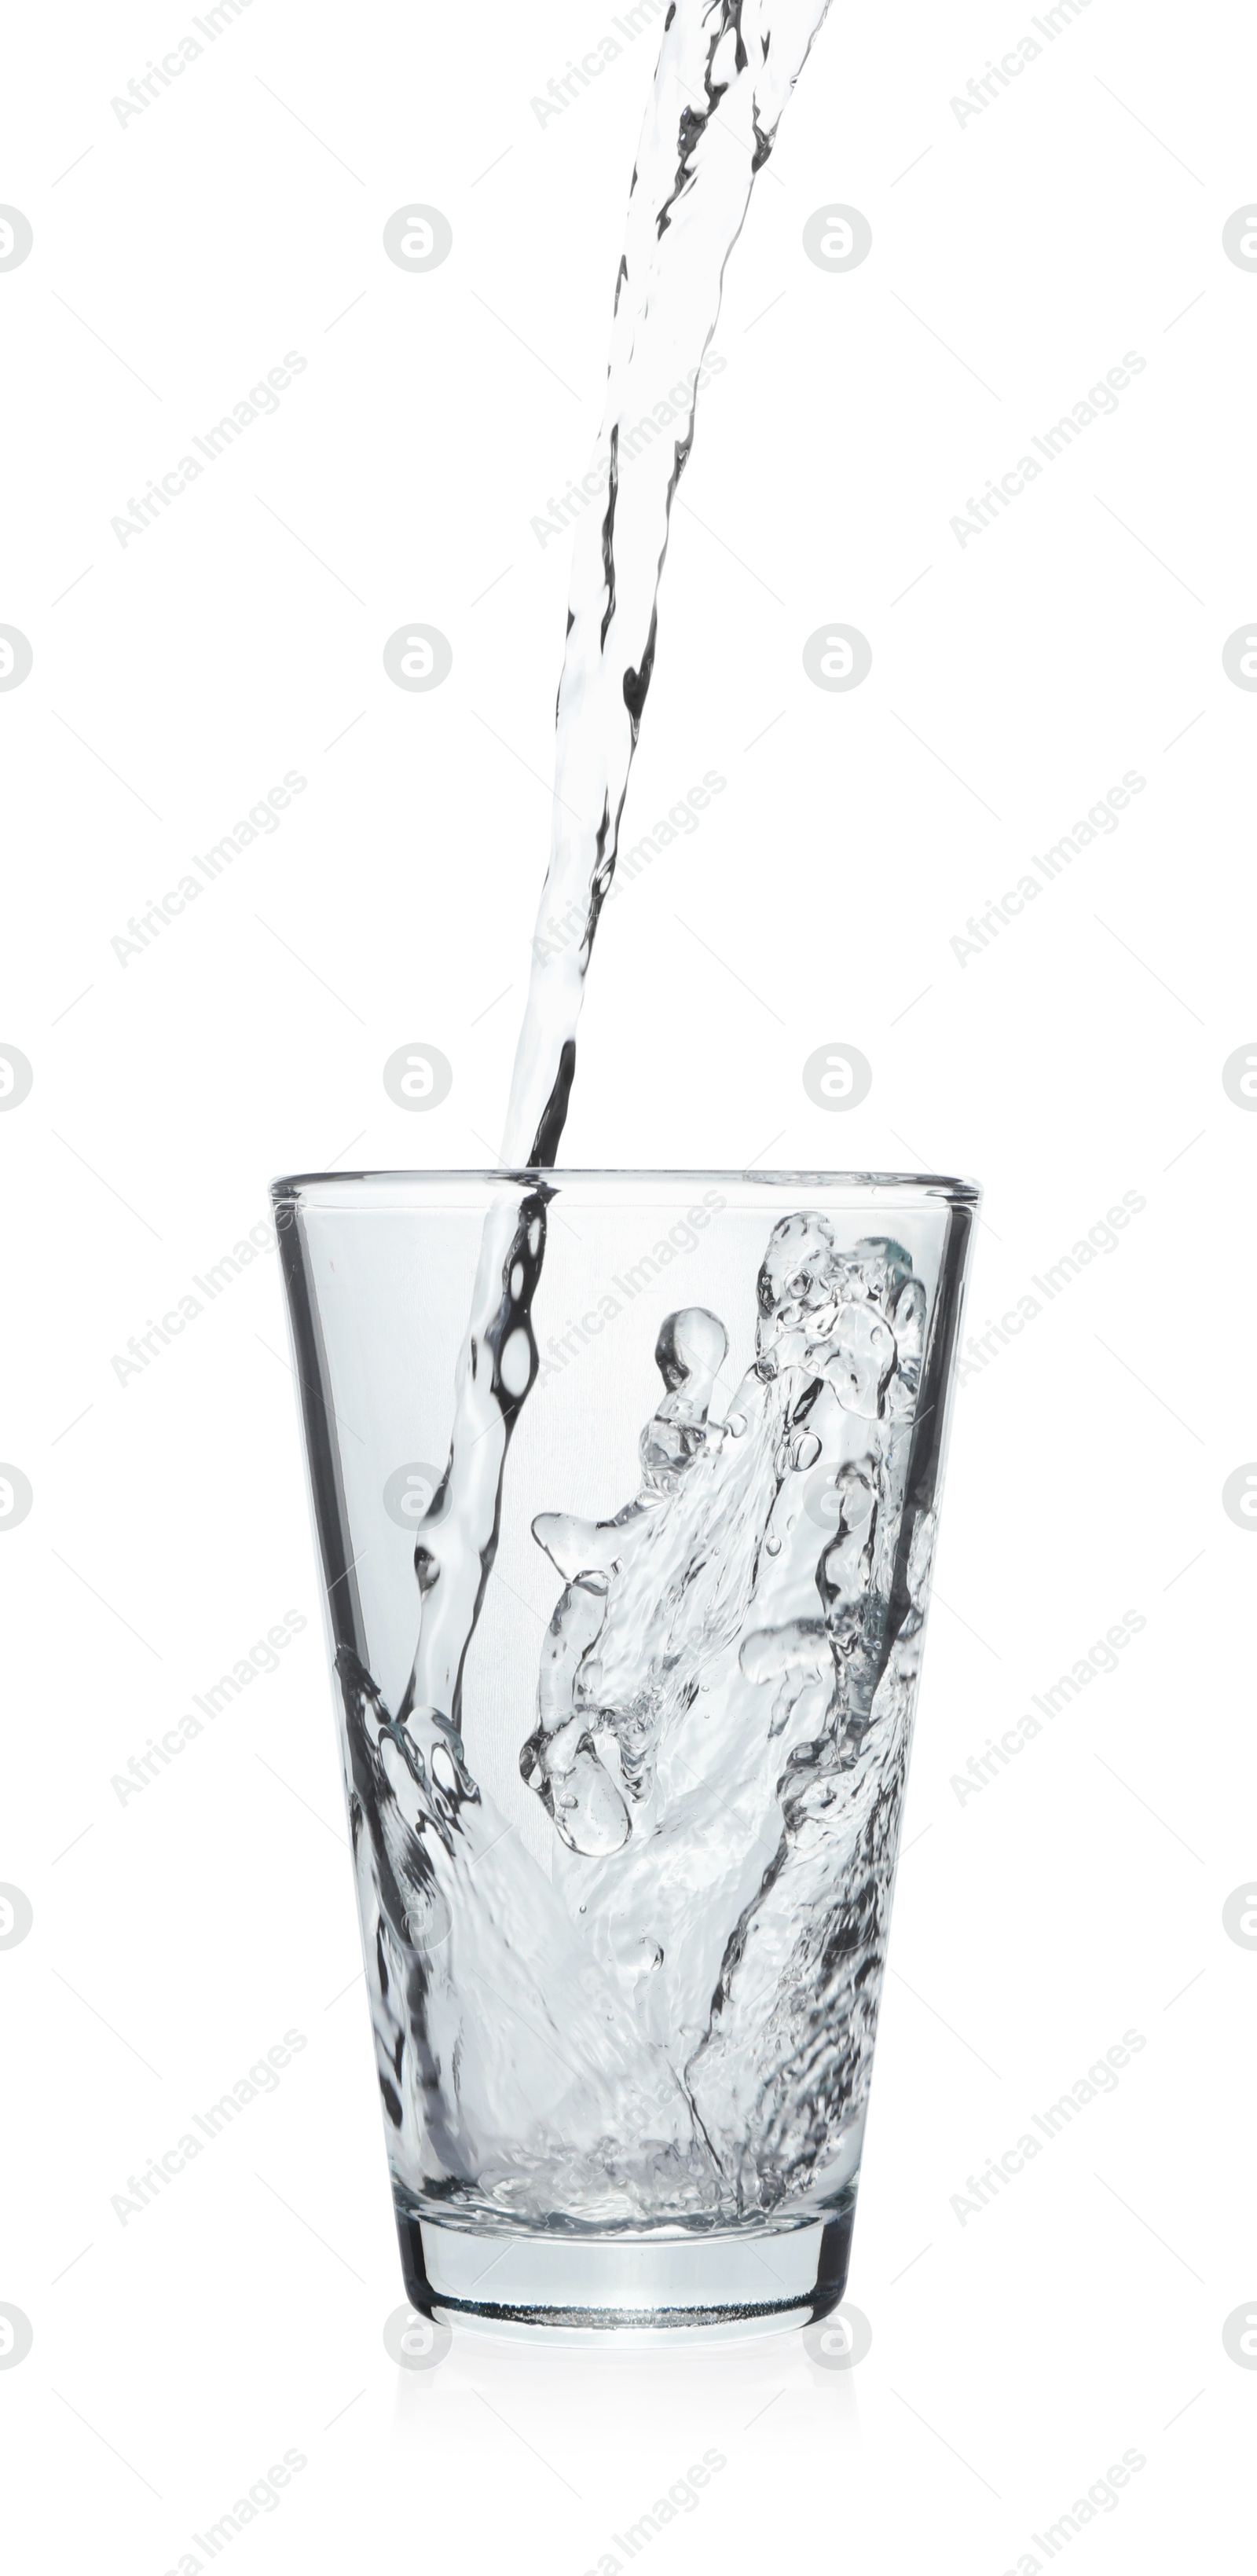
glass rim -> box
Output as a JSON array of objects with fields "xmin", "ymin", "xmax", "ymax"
[{"xmin": 271, "ymin": 1166, "xmax": 981, "ymax": 1204}]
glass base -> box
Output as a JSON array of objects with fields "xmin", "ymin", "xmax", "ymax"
[{"xmin": 398, "ymin": 2204, "xmax": 852, "ymax": 2337}]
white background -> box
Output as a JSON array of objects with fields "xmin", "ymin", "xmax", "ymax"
[{"xmin": 2, "ymin": 0, "xmax": 1255, "ymax": 2567}]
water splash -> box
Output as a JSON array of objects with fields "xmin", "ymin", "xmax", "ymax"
[{"xmin": 344, "ymin": 1215, "xmax": 940, "ymax": 2230}]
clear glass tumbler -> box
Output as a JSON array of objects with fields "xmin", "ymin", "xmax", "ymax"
[{"xmin": 273, "ymin": 1168, "xmax": 978, "ymax": 2336}]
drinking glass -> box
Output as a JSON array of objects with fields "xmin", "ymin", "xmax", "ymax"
[{"xmin": 274, "ymin": 1167, "xmax": 978, "ymax": 2336}]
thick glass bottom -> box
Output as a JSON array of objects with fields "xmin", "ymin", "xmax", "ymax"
[{"xmin": 398, "ymin": 2202, "xmax": 853, "ymax": 2338}]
